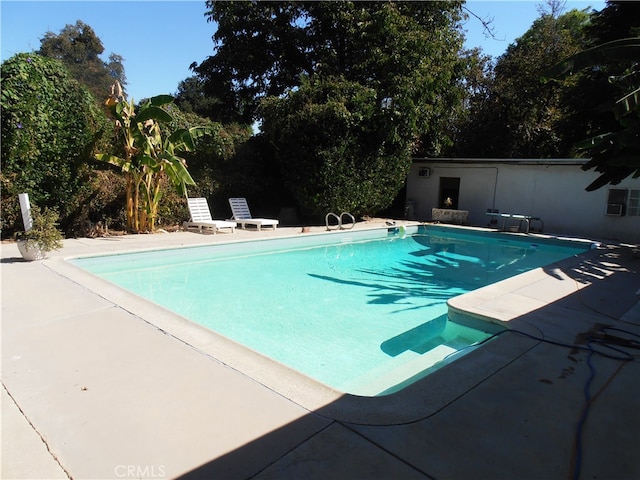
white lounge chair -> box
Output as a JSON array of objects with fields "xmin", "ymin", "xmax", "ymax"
[
  {"xmin": 228, "ymin": 197, "xmax": 279, "ymax": 231},
  {"xmin": 183, "ymin": 198, "xmax": 236, "ymax": 234}
]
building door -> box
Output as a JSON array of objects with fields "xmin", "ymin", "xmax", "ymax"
[{"xmin": 439, "ymin": 177, "xmax": 460, "ymax": 209}]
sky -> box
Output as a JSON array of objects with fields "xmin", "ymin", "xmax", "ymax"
[{"xmin": 1, "ymin": 0, "xmax": 606, "ymax": 102}]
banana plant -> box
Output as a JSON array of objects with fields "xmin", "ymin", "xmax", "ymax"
[{"xmin": 96, "ymin": 82, "xmax": 203, "ymax": 232}]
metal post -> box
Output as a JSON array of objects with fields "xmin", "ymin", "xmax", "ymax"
[{"xmin": 18, "ymin": 193, "xmax": 32, "ymax": 231}]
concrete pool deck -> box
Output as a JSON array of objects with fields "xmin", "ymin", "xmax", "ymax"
[{"xmin": 2, "ymin": 221, "xmax": 639, "ymax": 479}]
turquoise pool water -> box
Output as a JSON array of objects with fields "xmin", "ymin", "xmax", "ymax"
[{"xmin": 72, "ymin": 226, "xmax": 589, "ymax": 396}]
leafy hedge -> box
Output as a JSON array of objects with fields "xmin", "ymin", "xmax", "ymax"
[
  {"xmin": 1, "ymin": 53, "xmax": 109, "ymax": 237},
  {"xmin": 260, "ymin": 76, "xmax": 412, "ymax": 219}
]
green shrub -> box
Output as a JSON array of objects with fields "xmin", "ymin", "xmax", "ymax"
[
  {"xmin": 1, "ymin": 53, "xmax": 108, "ymax": 238},
  {"xmin": 260, "ymin": 76, "xmax": 412, "ymax": 219},
  {"xmin": 15, "ymin": 205, "xmax": 64, "ymax": 252}
]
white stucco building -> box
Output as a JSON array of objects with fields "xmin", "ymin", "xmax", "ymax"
[{"xmin": 405, "ymin": 158, "xmax": 640, "ymax": 243}]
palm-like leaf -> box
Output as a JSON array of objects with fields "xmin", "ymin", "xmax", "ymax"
[
  {"xmin": 548, "ymin": 37, "xmax": 640, "ymax": 190},
  {"xmin": 546, "ymin": 38, "xmax": 640, "ymax": 78},
  {"xmin": 615, "ymin": 87, "xmax": 640, "ymax": 119},
  {"xmin": 149, "ymin": 94, "xmax": 174, "ymax": 107},
  {"xmin": 136, "ymin": 105, "xmax": 173, "ymax": 124},
  {"xmin": 95, "ymin": 153, "xmax": 128, "ymax": 170},
  {"xmin": 163, "ymin": 153, "xmax": 196, "ymax": 196}
]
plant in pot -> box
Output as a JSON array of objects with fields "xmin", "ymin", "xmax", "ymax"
[{"xmin": 15, "ymin": 205, "xmax": 64, "ymax": 260}]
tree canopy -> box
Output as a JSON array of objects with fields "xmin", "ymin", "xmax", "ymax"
[
  {"xmin": 38, "ymin": 20, "xmax": 127, "ymax": 101},
  {"xmin": 193, "ymin": 1, "xmax": 465, "ymax": 128},
  {"xmin": 548, "ymin": 36, "xmax": 640, "ymax": 190},
  {"xmin": 452, "ymin": 3, "xmax": 592, "ymax": 158},
  {"xmin": 451, "ymin": 0, "xmax": 640, "ymax": 192},
  {"xmin": 192, "ymin": 1, "xmax": 467, "ymax": 217},
  {"xmin": 562, "ymin": 1, "xmax": 640, "ymax": 189}
]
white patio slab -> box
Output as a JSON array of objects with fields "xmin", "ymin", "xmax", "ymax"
[{"xmin": 2, "ymin": 223, "xmax": 638, "ymax": 480}]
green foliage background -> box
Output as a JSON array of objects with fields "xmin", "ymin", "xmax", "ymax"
[
  {"xmin": 452, "ymin": 7, "xmax": 592, "ymax": 158},
  {"xmin": 198, "ymin": 1, "xmax": 466, "ymax": 218},
  {"xmin": 2, "ymin": 2, "xmax": 637, "ymax": 240},
  {"xmin": 0, "ymin": 53, "xmax": 254, "ymax": 238},
  {"xmin": 1, "ymin": 53, "xmax": 110, "ymax": 236},
  {"xmin": 261, "ymin": 77, "xmax": 412, "ymax": 218}
]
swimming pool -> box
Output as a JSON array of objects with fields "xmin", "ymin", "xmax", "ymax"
[{"xmin": 71, "ymin": 226, "xmax": 590, "ymax": 396}]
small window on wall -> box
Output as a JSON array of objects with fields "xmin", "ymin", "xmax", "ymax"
[
  {"xmin": 606, "ymin": 188, "xmax": 627, "ymax": 216},
  {"xmin": 628, "ymin": 190, "xmax": 640, "ymax": 216}
]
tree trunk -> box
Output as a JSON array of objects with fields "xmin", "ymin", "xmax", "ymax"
[{"xmin": 125, "ymin": 176, "xmax": 134, "ymax": 232}]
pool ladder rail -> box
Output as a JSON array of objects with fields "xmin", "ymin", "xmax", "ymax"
[{"xmin": 325, "ymin": 212, "xmax": 356, "ymax": 230}]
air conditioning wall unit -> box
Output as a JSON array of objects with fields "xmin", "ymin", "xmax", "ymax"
[
  {"xmin": 606, "ymin": 203, "xmax": 624, "ymax": 216},
  {"xmin": 418, "ymin": 167, "xmax": 431, "ymax": 178}
]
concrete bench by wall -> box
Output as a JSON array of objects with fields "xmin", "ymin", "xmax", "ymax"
[{"xmin": 432, "ymin": 208, "xmax": 469, "ymax": 225}]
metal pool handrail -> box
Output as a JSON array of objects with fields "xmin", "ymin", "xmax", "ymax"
[{"xmin": 325, "ymin": 212, "xmax": 356, "ymax": 230}]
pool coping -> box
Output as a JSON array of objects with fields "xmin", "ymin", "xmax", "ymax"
[{"xmin": 45, "ymin": 224, "xmax": 604, "ymax": 425}]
